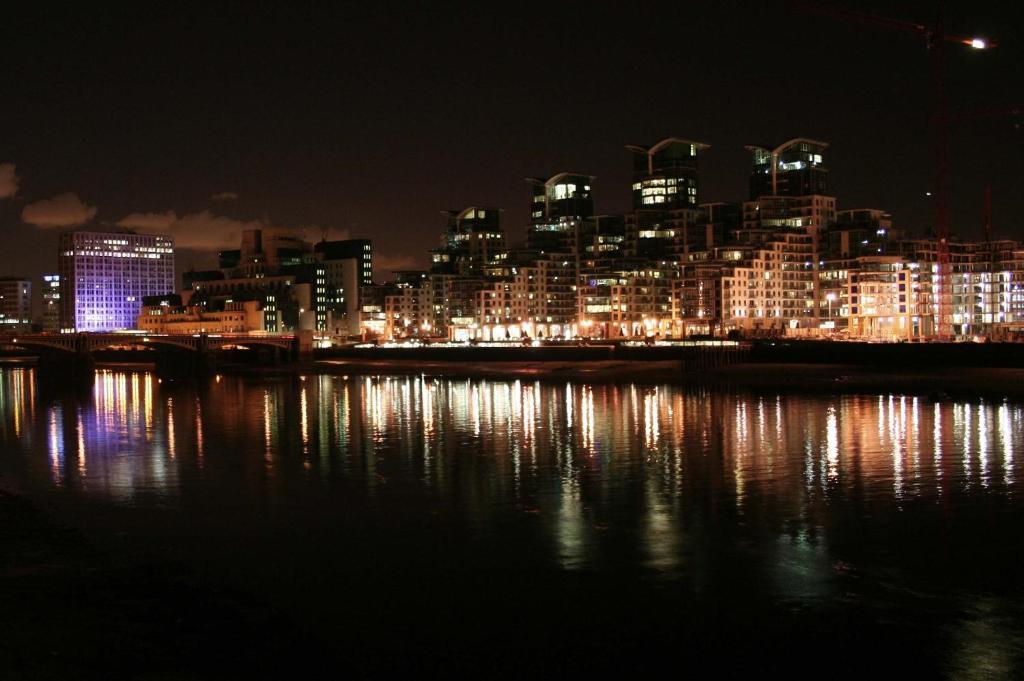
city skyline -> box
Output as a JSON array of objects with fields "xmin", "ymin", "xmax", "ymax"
[
  {"xmin": 3, "ymin": 4, "xmax": 1024, "ymax": 675},
  {"xmin": 1, "ymin": 2, "xmax": 1019, "ymax": 289}
]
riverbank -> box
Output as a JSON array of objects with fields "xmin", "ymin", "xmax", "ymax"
[
  {"xmin": 213, "ymin": 359, "xmax": 1024, "ymax": 399},
  {"xmin": 8, "ymin": 355, "xmax": 1024, "ymax": 399}
]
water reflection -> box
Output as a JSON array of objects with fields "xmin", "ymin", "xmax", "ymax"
[{"xmin": 0, "ymin": 368, "xmax": 1022, "ymax": 560}]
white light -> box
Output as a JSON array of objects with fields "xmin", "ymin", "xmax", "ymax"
[{"xmin": 970, "ymin": 38, "xmax": 987, "ymax": 49}]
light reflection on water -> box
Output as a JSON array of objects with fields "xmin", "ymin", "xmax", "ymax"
[
  {"xmin": 0, "ymin": 367, "xmax": 1019, "ymax": 550},
  {"xmin": 3, "ymin": 366, "xmax": 1024, "ymax": 671}
]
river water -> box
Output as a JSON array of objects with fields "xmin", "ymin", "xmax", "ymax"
[{"xmin": 1, "ymin": 365, "xmax": 1022, "ymax": 677}]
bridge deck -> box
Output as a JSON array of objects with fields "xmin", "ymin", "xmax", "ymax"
[{"xmin": 1, "ymin": 333, "xmax": 299, "ymax": 354}]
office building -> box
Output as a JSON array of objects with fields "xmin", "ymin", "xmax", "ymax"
[
  {"xmin": 187, "ymin": 229, "xmax": 351, "ymax": 334},
  {"xmin": 41, "ymin": 274, "xmax": 60, "ymax": 332},
  {"xmin": 58, "ymin": 231, "xmax": 174, "ymax": 331},
  {"xmin": 138, "ymin": 294, "xmax": 264, "ymax": 334},
  {"xmin": 315, "ymin": 238, "xmax": 374, "ymax": 335},
  {"xmin": 0, "ymin": 277, "xmax": 32, "ymax": 331}
]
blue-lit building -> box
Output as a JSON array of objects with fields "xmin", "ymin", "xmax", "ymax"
[{"xmin": 58, "ymin": 231, "xmax": 175, "ymax": 331}]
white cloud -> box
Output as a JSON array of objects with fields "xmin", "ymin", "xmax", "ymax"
[
  {"xmin": 0, "ymin": 163, "xmax": 18, "ymax": 199},
  {"xmin": 22, "ymin": 193, "xmax": 97, "ymax": 228}
]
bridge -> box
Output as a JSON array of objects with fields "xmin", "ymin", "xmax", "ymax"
[
  {"xmin": 1, "ymin": 332, "xmax": 301, "ymax": 355},
  {"xmin": 0, "ymin": 332, "xmax": 306, "ymax": 377}
]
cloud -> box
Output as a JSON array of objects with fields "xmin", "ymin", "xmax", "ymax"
[
  {"xmin": 117, "ymin": 210, "xmax": 178, "ymax": 230},
  {"xmin": 0, "ymin": 163, "xmax": 18, "ymax": 199},
  {"xmin": 22, "ymin": 193, "xmax": 97, "ymax": 228},
  {"xmin": 117, "ymin": 209, "xmax": 263, "ymax": 250},
  {"xmin": 374, "ymin": 253, "xmax": 423, "ymax": 276},
  {"xmin": 211, "ymin": 191, "xmax": 239, "ymax": 201}
]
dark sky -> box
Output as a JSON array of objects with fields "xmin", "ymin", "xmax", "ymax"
[{"xmin": 1, "ymin": 1, "xmax": 1021, "ymax": 289}]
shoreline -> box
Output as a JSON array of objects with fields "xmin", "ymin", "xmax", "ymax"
[
  {"xmin": 300, "ymin": 360, "xmax": 1024, "ymax": 398},
  {"xmin": 5, "ymin": 354, "xmax": 1024, "ymax": 399}
]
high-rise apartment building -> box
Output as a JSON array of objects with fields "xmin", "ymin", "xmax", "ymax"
[
  {"xmin": 526, "ymin": 173, "xmax": 595, "ymax": 254},
  {"xmin": 624, "ymin": 138, "xmax": 711, "ymax": 259},
  {"xmin": 58, "ymin": 231, "xmax": 174, "ymax": 331},
  {"xmin": 627, "ymin": 138, "xmax": 706, "ymax": 210},
  {"xmin": 746, "ymin": 138, "xmax": 829, "ymax": 199},
  {"xmin": 430, "ymin": 207, "xmax": 505, "ymax": 276}
]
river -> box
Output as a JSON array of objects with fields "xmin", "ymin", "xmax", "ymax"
[{"xmin": 1, "ymin": 365, "xmax": 1022, "ymax": 677}]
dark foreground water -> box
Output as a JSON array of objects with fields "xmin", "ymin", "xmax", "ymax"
[{"xmin": 1, "ymin": 366, "xmax": 1023, "ymax": 678}]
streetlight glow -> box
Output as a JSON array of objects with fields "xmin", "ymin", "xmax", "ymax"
[{"xmin": 966, "ymin": 38, "xmax": 987, "ymax": 49}]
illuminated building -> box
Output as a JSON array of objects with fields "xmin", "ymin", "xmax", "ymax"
[
  {"xmin": 627, "ymin": 138, "xmax": 706, "ymax": 210},
  {"xmin": 381, "ymin": 271, "xmax": 432, "ymax": 339},
  {"xmin": 717, "ymin": 229, "xmax": 820, "ymax": 334},
  {"xmin": 746, "ymin": 138, "xmax": 830, "ymax": 200},
  {"xmin": 624, "ymin": 138, "xmax": 713, "ymax": 259},
  {"xmin": 138, "ymin": 295, "xmax": 264, "ymax": 334},
  {"xmin": 949, "ymin": 240, "xmax": 1024, "ymax": 338},
  {"xmin": 845, "ymin": 256, "xmax": 934, "ymax": 340},
  {"xmin": 740, "ymin": 194, "xmax": 836, "ymax": 234},
  {"xmin": 526, "ymin": 173, "xmax": 595, "ymax": 255},
  {"xmin": 357, "ymin": 283, "xmax": 389, "ymax": 339},
  {"xmin": 348, "ymin": 135, "xmax": 1024, "ymax": 342},
  {"xmin": 187, "ymin": 229, "xmax": 343, "ymax": 334},
  {"xmin": 0, "ymin": 277, "xmax": 32, "ymax": 331},
  {"xmin": 58, "ymin": 231, "xmax": 175, "ymax": 332},
  {"xmin": 455, "ymin": 257, "xmax": 577, "ymax": 342},
  {"xmin": 827, "ymin": 209, "xmax": 899, "ymax": 259},
  {"xmin": 674, "ymin": 250, "xmax": 738, "ymax": 337},
  {"xmin": 314, "ymin": 238, "xmax": 374, "ymax": 335},
  {"xmin": 41, "ymin": 274, "xmax": 60, "ymax": 332},
  {"xmin": 608, "ymin": 262, "xmax": 677, "ymax": 338},
  {"xmin": 430, "ymin": 207, "xmax": 505, "ymax": 276}
]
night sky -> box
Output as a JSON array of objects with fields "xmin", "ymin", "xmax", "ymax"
[{"xmin": 1, "ymin": 1, "xmax": 1020, "ymax": 295}]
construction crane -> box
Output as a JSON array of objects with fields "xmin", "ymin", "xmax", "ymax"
[{"xmin": 793, "ymin": 2, "xmax": 996, "ymax": 339}]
